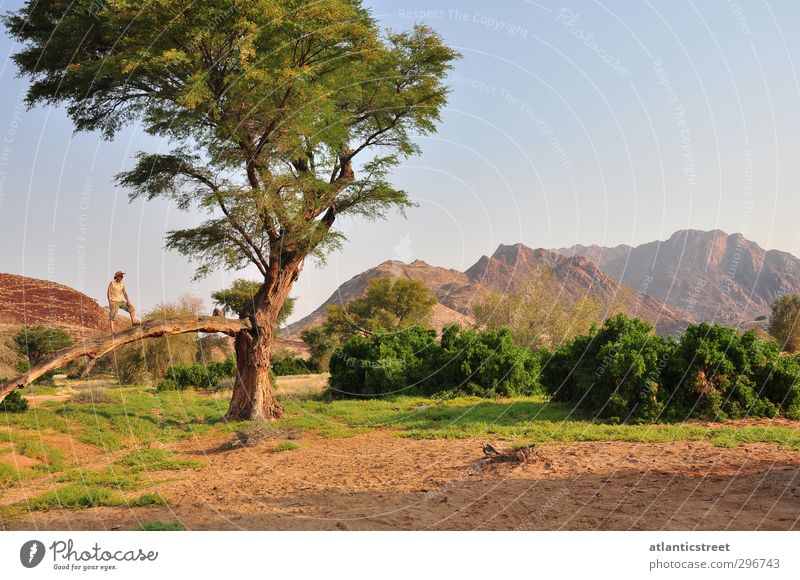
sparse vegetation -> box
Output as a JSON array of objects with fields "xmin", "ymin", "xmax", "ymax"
[
  {"xmin": 115, "ymin": 449, "xmax": 203, "ymax": 472},
  {"xmin": 69, "ymin": 388, "xmax": 114, "ymax": 404},
  {"xmin": 473, "ymin": 270, "xmax": 606, "ymax": 350},
  {"xmin": 4, "ymin": 433, "xmax": 66, "ymax": 471},
  {"xmin": 23, "ymin": 485, "xmax": 165, "ymax": 512},
  {"xmin": 95, "ymin": 296, "xmax": 205, "ymax": 384},
  {"xmin": 57, "ymin": 468, "xmax": 143, "ymax": 491},
  {"xmin": 0, "ymin": 461, "xmax": 32, "ymax": 489},
  {"xmin": 227, "ymin": 421, "xmax": 297, "ymax": 449},
  {"xmin": 270, "ymin": 441, "xmax": 299, "ymax": 453}
]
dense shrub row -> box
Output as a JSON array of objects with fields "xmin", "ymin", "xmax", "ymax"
[
  {"xmin": 328, "ymin": 325, "xmax": 543, "ymax": 398},
  {"xmin": 326, "ymin": 314, "xmax": 800, "ymax": 422},
  {"xmin": 541, "ymin": 314, "xmax": 800, "ymax": 422},
  {"xmin": 271, "ymin": 351, "xmax": 320, "ymax": 376},
  {"xmin": 157, "ymin": 351, "xmax": 320, "ymax": 390},
  {"xmin": 158, "ymin": 357, "xmax": 236, "ymax": 391}
]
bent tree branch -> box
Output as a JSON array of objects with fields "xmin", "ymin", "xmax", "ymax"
[{"xmin": 0, "ymin": 316, "xmax": 251, "ymax": 404}]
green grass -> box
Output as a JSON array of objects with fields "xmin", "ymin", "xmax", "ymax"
[
  {"xmin": 128, "ymin": 492, "xmax": 167, "ymax": 507},
  {"xmin": 137, "ymin": 521, "xmax": 185, "ymax": 531},
  {"xmin": 27, "ymin": 484, "xmax": 119, "ymax": 510},
  {"xmin": 277, "ymin": 395, "xmax": 800, "ymax": 449},
  {"xmin": 115, "ymin": 448, "xmax": 202, "ymax": 472},
  {"xmin": 0, "ymin": 461, "xmax": 33, "ymax": 489},
  {"xmin": 9, "ymin": 485, "xmax": 167, "ymax": 515},
  {"xmin": 4, "ymin": 383, "xmax": 800, "ymax": 452},
  {"xmin": 270, "ymin": 441, "xmax": 299, "ymax": 453},
  {"xmin": 57, "ymin": 467, "xmax": 143, "ymax": 491},
  {"xmin": 0, "ymin": 432, "xmax": 66, "ymax": 471},
  {"xmin": 13, "ymin": 383, "xmax": 799, "ymax": 451}
]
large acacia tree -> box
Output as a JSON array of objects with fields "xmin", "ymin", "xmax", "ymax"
[{"xmin": 5, "ymin": 0, "xmax": 458, "ymax": 419}]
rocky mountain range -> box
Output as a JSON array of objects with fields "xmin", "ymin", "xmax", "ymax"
[
  {"xmin": 285, "ymin": 241, "xmax": 694, "ymax": 337},
  {"xmin": 554, "ymin": 229, "xmax": 800, "ymax": 325},
  {"xmin": 3, "ymin": 230, "xmax": 796, "ymax": 349}
]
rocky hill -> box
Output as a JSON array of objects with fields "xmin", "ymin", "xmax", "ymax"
[
  {"xmin": 556, "ymin": 229, "xmax": 800, "ymax": 325},
  {"xmin": 0, "ymin": 273, "xmax": 108, "ymax": 336},
  {"xmin": 0, "ymin": 273, "xmax": 109, "ymax": 376}
]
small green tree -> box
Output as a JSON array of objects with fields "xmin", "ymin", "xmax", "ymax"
[
  {"xmin": 5, "ymin": 0, "xmax": 458, "ymax": 420},
  {"xmin": 12, "ymin": 326, "xmax": 72, "ymax": 383},
  {"xmin": 768, "ymin": 295, "xmax": 800, "ymax": 352},
  {"xmin": 212, "ymin": 279, "xmax": 294, "ymax": 326},
  {"xmin": 300, "ymin": 326, "xmax": 339, "ymax": 372},
  {"xmin": 324, "ymin": 277, "xmax": 438, "ymax": 339}
]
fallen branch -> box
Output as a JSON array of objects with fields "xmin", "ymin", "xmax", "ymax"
[{"xmin": 0, "ymin": 315, "xmax": 250, "ymax": 403}]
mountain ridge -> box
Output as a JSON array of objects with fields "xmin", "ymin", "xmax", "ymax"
[
  {"xmin": 555, "ymin": 229, "xmax": 800, "ymax": 324},
  {"xmin": 285, "ymin": 241, "xmax": 694, "ymax": 337}
]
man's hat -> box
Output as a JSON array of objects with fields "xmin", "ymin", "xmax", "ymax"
[{"xmin": 114, "ymin": 271, "xmax": 125, "ymax": 278}]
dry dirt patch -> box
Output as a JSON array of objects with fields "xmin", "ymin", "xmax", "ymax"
[{"xmin": 3, "ymin": 432, "xmax": 799, "ymax": 531}]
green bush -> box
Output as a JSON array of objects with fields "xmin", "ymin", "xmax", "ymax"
[
  {"xmin": 662, "ymin": 324, "xmax": 780, "ymax": 421},
  {"xmin": 1, "ymin": 388, "xmax": 29, "ymax": 413},
  {"xmin": 328, "ymin": 324, "xmax": 540, "ymax": 398},
  {"xmin": 436, "ymin": 325, "xmax": 542, "ymax": 397},
  {"xmin": 756, "ymin": 353, "xmax": 800, "ymax": 420},
  {"xmin": 540, "ymin": 314, "xmax": 674, "ymax": 422},
  {"xmin": 328, "ymin": 325, "xmax": 439, "ymax": 398},
  {"xmin": 271, "ymin": 351, "xmax": 320, "ymax": 376},
  {"xmin": 542, "ymin": 316, "xmax": 800, "ymax": 423},
  {"xmin": 158, "ymin": 351, "xmax": 318, "ymax": 390},
  {"xmin": 12, "ymin": 326, "xmax": 72, "ymax": 384},
  {"xmin": 158, "ymin": 355, "xmax": 236, "ymax": 391}
]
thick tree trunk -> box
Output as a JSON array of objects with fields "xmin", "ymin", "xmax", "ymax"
[
  {"xmin": 224, "ymin": 326, "xmax": 283, "ymax": 421},
  {"xmin": 224, "ymin": 258, "xmax": 302, "ymax": 421}
]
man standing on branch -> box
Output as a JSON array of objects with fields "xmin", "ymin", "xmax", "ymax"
[{"xmin": 107, "ymin": 271, "xmax": 137, "ymax": 332}]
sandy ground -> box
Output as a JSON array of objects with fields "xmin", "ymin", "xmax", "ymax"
[{"xmin": 3, "ymin": 430, "xmax": 799, "ymax": 531}]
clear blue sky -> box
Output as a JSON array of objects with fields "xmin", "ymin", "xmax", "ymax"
[{"xmin": 1, "ymin": 0, "xmax": 799, "ymax": 323}]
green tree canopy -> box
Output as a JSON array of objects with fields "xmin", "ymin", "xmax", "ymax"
[
  {"xmin": 324, "ymin": 277, "xmax": 438, "ymax": 338},
  {"xmin": 299, "ymin": 325, "xmax": 339, "ymax": 371},
  {"xmin": 13, "ymin": 326, "xmax": 73, "ymax": 366},
  {"xmin": 4, "ymin": 0, "xmax": 459, "ymax": 279},
  {"xmin": 212, "ymin": 279, "xmax": 294, "ymax": 325}
]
